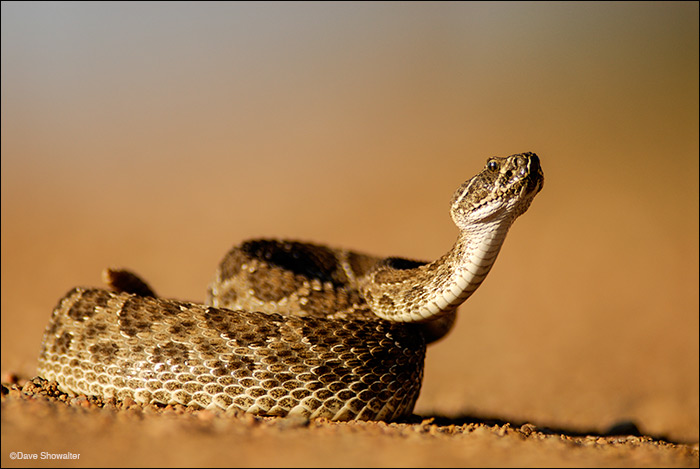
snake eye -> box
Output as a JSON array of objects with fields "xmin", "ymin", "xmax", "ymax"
[{"xmin": 487, "ymin": 160, "xmax": 499, "ymax": 172}]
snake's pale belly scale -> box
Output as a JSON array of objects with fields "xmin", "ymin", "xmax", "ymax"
[{"xmin": 38, "ymin": 153, "xmax": 544, "ymax": 421}]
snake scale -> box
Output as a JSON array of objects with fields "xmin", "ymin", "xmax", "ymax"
[{"xmin": 38, "ymin": 152, "xmax": 544, "ymax": 421}]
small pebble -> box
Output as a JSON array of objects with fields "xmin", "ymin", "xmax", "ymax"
[{"xmin": 520, "ymin": 423, "xmax": 537, "ymax": 437}]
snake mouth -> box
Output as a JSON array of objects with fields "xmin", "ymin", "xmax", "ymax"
[
  {"xmin": 485, "ymin": 152, "xmax": 543, "ymax": 204},
  {"xmin": 503, "ymin": 152, "xmax": 544, "ymax": 219},
  {"xmin": 493, "ymin": 152, "xmax": 544, "ymax": 207}
]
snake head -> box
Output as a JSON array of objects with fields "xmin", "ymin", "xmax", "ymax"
[{"xmin": 450, "ymin": 152, "xmax": 544, "ymax": 229}]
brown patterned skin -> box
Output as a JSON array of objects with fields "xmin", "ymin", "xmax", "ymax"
[
  {"xmin": 38, "ymin": 152, "xmax": 543, "ymax": 421},
  {"xmin": 209, "ymin": 240, "xmax": 378, "ymax": 321},
  {"xmin": 39, "ymin": 288, "xmax": 424, "ymax": 420}
]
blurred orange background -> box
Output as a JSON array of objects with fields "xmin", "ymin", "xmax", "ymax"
[{"xmin": 2, "ymin": 2, "xmax": 697, "ymax": 442}]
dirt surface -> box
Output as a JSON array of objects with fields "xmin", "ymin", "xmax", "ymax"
[
  {"xmin": 1, "ymin": 377, "xmax": 697, "ymax": 467},
  {"xmin": 2, "ymin": 3, "xmax": 698, "ymax": 468}
]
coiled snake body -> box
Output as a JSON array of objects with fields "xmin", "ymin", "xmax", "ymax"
[{"xmin": 38, "ymin": 153, "xmax": 544, "ymax": 421}]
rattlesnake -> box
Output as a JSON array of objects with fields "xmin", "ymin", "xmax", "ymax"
[{"xmin": 38, "ymin": 152, "xmax": 544, "ymax": 421}]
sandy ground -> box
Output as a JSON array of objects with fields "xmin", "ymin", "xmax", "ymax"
[
  {"xmin": 2, "ymin": 3, "xmax": 698, "ymax": 467},
  {"xmin": 1, "ymin": 377, "xmax": 697, "ymax": 467}
]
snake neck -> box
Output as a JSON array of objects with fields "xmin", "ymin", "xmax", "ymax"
[
  {"xmin": 432, "ymin": 220, "xmax": 512, "ymax": 315},
  {"xmin": 361, "ymin": 218, "xmax": 513, "ymax": 323}
]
